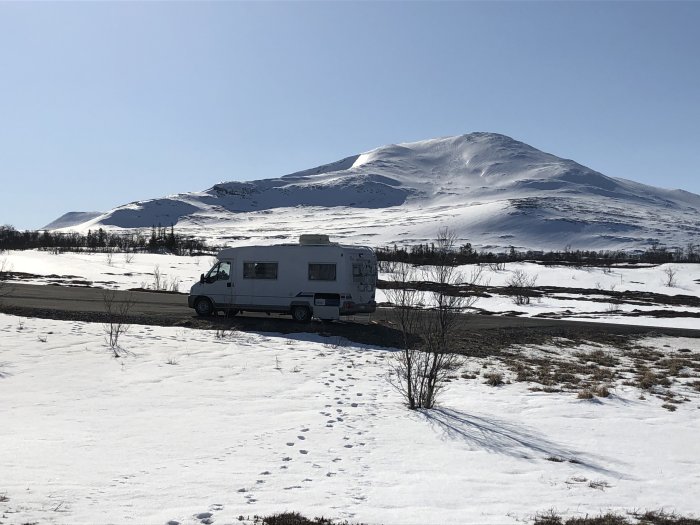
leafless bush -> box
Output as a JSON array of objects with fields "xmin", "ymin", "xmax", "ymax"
[
  {"xmin": 506, "ymin": 269, "xmax": 538, "ymax": 305},
  {"xmin": 167, "ymin": 277, "xmax": 180, "ymax": 293},
  {"xmin": 385, "ymin": 261, "xmax": 422, "ymax": 408},
  {"xmin": 577, "ymin": 388, "xmax": 594, "ymax": 399},
  {"xmin": 152, "ymin": 265, "xmax": 163, "ymax": 290},
  {"xmin": 484, "ymin": 372, "xmax": 504, "ymax": 386},
  {"xmin": 124, "ymin": 250, "xmax": 135, "ymax": 264},
  {"xmin": 149, "ymin": 265, "xmax": 179, "ymax": 292},
  {"xmin": 663, "ymin": 266, "xmax": 678, "ymax": 287},
  {"xmin": 102, "ymin": 289, "xmax": 134, "ymax": 357},
  {"xmin": 378, "ymin": 259, "xmax": 399, "ymax": 274},
  {"xmin": 105, "ymin": 249, "xmax": 114, "ymax": 266},
  {"xmin": 387, "ymin": 227, "xmax": 482, "ymax": 409},
  {"xmin": 0, "ymin": 257, "xmax": 12, "ymax": 298},
  {"xmin": 488, "ymin": 261, "xmax": 506, "ymax": 271}
]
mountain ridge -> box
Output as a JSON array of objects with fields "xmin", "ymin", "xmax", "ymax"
[{"xmin": 50, "ymin": 132, "xmax": 700, "ymax": 251}]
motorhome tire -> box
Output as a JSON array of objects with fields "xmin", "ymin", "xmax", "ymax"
[
  {"xmin": 226, "ymin": 309, "xmax": 239, "ymax": 318},
  {"xmin": 291, "ymin": 305, "xmax": 311, "ymax": 323},
  {"xmin": 194, "ymin": 297, "xmax": 214, "ymax": 317}
]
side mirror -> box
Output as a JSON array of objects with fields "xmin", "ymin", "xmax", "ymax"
[{"xmin": 200, "ymin": 273, "xmax": 204, "ymax": 283}]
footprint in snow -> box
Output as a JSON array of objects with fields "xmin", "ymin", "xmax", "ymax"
[{"xmin": 194, "ymin": 512, "xmax": 213, "ymax": 524}]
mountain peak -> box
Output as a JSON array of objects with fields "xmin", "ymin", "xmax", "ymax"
[{"xmin": 49, "ymin": 133, "xmax": 700, "ymax": 251}]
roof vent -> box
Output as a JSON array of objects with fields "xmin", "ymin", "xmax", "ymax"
[{"xmin": 299, "ymin": 234, "xmax": 331, "ymax": 245}]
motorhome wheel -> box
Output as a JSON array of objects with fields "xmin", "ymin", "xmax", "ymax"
[
  {"xmin": 291, "ymin": 305, "xmax": 311, "ymax": 323},
  {"xmin": 194, "ymin": 297, "xmax": 214, "ymax": 317}
]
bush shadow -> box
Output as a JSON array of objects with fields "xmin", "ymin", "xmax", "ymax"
[{"xmin": 421, "ymin": 407, "xmax": 622, "ymax": 476}]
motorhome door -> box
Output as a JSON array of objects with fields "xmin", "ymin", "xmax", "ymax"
[{"xmin": 202, "ymin": 260, "xmax": 234, "ymax": 307}]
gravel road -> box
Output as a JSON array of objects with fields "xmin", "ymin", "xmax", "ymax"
[{"xmin": 1, "ymin": 282, "xmax": 698, "ymax": 350}]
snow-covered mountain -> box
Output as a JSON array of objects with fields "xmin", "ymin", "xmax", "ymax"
[
  {"xmin": 54, "ymin": 133, "xmax": 700, "ymax": 251},
  {"xmin": 43, "ymin": 211, "xmax": 103, "ymax": 230}
]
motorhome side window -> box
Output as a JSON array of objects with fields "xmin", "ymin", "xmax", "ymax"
[
  {"xmin": 206, "ymin": 261, "xmax": 231, "ymax": 282},
  {"xmin": 308, "ymin": 263, "xmax": 336, "ymax": 281},
  {"xmin": 243, "ymin": 262, "xmax": 278, "ymax": 280}
]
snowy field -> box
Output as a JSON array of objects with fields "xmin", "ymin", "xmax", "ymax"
[
  {"xmin": 1, "ymin": 313, "xmax": 700, "ymax": 524},
  {"xmin": 2, "ymin": 250, "xmax": 700, "ymax": 329}
]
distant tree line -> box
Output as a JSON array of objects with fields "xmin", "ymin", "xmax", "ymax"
[
  {"xmin": 0, "ymin": 224, "xmax": 211, "ymax": 256},
  {"xmin": 376, "ymin": 241, "xmax": 700, "ymax": 266}
]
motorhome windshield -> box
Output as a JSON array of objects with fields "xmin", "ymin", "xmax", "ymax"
[{"xmin": 205, "ymin": 262, "xmax": 230, "ymax": 281}]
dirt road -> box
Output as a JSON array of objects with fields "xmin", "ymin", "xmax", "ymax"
[{"xmin": 1, "ymin": 283, "xmax": 698, "ymax": 350}]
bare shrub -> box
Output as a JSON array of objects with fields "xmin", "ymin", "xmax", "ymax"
[
  {"xmin": 663, "ymin": 266, "xmax": 678, "ymax": 287},
  {"xmin": 506, "ymin": 269, "xmax": 538, "ymax": 305},
  {"xmin": 387, "ymin": 227, "xmax": 482, "ymax": 409},
  {"xmin": 0, "ymin": 257, "xmax": 12, "ymax": 298},
  {"xmin": 636, "ymin": 368, "xmax": 671, "ymax": 390},
  {"xmin": 124, "ymin": 250, "xmax": 135, "ymax": 264},
  {"xmin": 105, "ymin": 249, "xmax": 114, "ymax": 266},
  {"xmin": 484, "ymin": 371, "xmax": 504, "ymax": 386},
  {"xmin": 577, "ymin": 388, "xmax": 594, "ymax": 399},
  {"xmin": 167, "ymin": 277, "xmax": 180, "ymax": 293},
  {"xmin": 385, "ymin": 261, "xmax": 423, "ymax": 409},
  {"xmin": 152, "ymin": 265, "xmax": 163, "ymax": 291},
  {"xmin": 605, "ymin": 303, "xmax": 621, "ymax": 314},
  {"xmin": 593, "ymin": 384, "xmax": 611, "ymax": 398},
  {"xmin": 378, "ymin": 259, "xmax": 399, "ymax": 273},
  {"xmin": 102, "ymin": 289, "xmax": 134, "ymax": 357}
]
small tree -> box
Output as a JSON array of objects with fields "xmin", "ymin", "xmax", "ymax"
[
  {"xmin": 387, "ymin": 228, "xmax": 482, "ymax": 409},
  {"xmin": 102, "ymin": 289, "xmax": 134, "ymax": 357},
  {"xmin": 663, "ymin": 266, "xmax": 678, "ymax": 287},
  {"xmin": 384, "ymin": 261, "xmax": 422, "ymax": 409}
]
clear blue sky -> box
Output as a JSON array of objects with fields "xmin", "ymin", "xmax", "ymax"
[{"xmin": 1, "ymin": 1, "xmax": 699, "ymax": 230}]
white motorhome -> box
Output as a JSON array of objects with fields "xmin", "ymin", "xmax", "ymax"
[{"xmin": 188, "ymin": 235, "xmax": 377, "ymax": 321}]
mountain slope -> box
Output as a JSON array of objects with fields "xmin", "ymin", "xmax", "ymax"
[
  {"xmin": 54, "ymin": 133, "xmax": 700, "ymax": 251},
  {"xmin": 43, "ymin": 211, "xmax": 103, "ymax": 230}
]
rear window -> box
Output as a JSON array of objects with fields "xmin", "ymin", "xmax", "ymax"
[
  {"xmin": 308, "ymin": 263, "xmax": 336, "ymax": 281},
  {"xmin": 243, "ymin": 262, "xmax": 278, "ymax": 279}
]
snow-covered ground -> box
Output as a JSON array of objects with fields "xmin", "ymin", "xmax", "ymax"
[
  {"xmin": 1, "ymin": 313, "xmax": 699, "ymax": 524},
  {"xmin": 3, "ymin": 250, "xmax": 699, "ymax": 329},
  {"xmin": 378, "ymin": 261, "xmax": 700, "ymax": 330}
]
